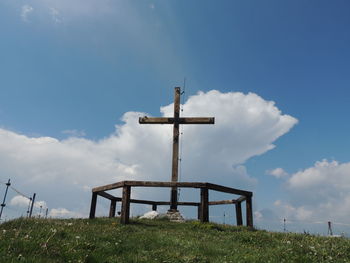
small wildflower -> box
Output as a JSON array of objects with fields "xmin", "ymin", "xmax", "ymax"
[{"xmin": 75, "ymin": 236, "xmax": 80, "ymax": 239}]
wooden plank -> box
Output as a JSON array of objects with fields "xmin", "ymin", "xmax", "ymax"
[
  {"xmin": 129, "ymin": 200, "xmax": 198, "ymax": 206},
  {"xmin": 109, "ymin": 200, "xmax": 117, "ymax": 218},
  {"xmin": 129, "ymin": 199, "xmax": 166, "ymax": 205},
  {"xmin": 97, "ymin": 191, "xmax": 116, "ymax": 200},
  {"xmin": 93, "ymin": 181, "xmax": 251, "ymax": 194},
  {"xmin": 89, "ymin": 192, "xmax": 97, "ymax": 219},
  {"xmin": 206, "ymin": 183, "xmax": 253, "ymax": 196},
  {"xmin": 246, "ymin": 196, "xmax": 253, "ymax": 227},
  {"xmin": 236, "ymin": 196, "xmax": 246, "ymax": 202},
  {"xmin": 177, "ymin": 202, "xmax": 199, "ymax": 206},
  {"xmin": 123, "ymin": 181, "xmax": 206, "ymax": 188},
  {"xmin": 209, "ymin": 199, "xmax": 236, "ymax": 205},
  {"xmin": 120, "ymin": 186, "xmax": 131, "ymax": 224},
  {"xmin": 200, "ymin": 188, "xmax": 209, "ymax": 222},
  {"xmin": 235, "ymin": 202, "xmax": 243, "ymax": 226},
  {"xmin": 92, "ymin": 181, "xmax": 124, "ymax": 192},
  {"xmin": 99, "ymin": 196, "xmax": 199, "ymax": 207}
]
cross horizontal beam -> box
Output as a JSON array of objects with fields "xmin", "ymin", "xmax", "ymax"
[{"xmin": 139, "ymin": 117, "xmax": 215, "ymax": 124}]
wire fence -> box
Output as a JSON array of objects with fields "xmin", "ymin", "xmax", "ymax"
[
  {"xmin": 208, "ymin": 211, "xmax": 350, "ymax": 237},
  {"xmin": 0, "ymin": 179, "xmax": 47, "ymax": 222}
]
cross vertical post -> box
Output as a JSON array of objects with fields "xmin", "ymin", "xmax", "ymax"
[
  {"xmin": 139, "ymin": 87, "xmax": 215, "ymax": 211},
  {"xmin": 170, "ymin": 87, "xmax": 180, "ymax": 210}
]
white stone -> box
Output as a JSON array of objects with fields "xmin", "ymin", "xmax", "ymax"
[
  {"xmin": 139, "ymin": 210, "xmax": 159, "ymax": 219},
  {"xmin": 165, "ymin": 210, "xmax": 185, "ymax": 222}
]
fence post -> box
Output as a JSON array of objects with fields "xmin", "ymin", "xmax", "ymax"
[
  {"xmin": 109, "ymin": 200, "xmax": 117, "ymax": 218},
  {"xmin": 29, "ymin": 193, "xmax": 36, "ymax": 218},
  {"xmin": 246, "ymin": 195, "xmax": 253, "ymax": 227},
  {"xmin": 235, "ymin": 202, "xmax": 243, "ymax": 226},
  {"xmin": 197, "ymin": 205, "xmax": 201, "ymax": 220},
  {"xmin": 121, "ymin": 186, "xmax": 131, "ymax": 224},
  {"xmin": 200, "ymin": 188, "xmax": 209, "ymax": 222},
  {"xmin": 0, "ymin": 179, "xmax": 11, "ymax": 220},
  {"xmin": 89, "ymin": 192, "xmax": 97, "ymax": 219}
]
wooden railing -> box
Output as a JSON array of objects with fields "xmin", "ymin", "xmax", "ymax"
[{"xmin": 89, "ymin": 181, "xmax": 253, "ymax": 227}]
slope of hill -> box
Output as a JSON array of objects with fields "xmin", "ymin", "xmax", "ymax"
[{"xmin": 0, "ymin": 217, "xmax": 349, "ymax": 262}]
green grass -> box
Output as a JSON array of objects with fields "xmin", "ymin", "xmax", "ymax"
[{"xmin": 0, "ymin": 217, "xmax": 349, "ymax": 262}]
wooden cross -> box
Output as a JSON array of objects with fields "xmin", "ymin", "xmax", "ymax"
[{"xmin": 139, "ymin": 87, "xmax": 215, "ymax": 211}]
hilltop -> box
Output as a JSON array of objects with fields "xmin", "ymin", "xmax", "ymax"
[{"xmin": 0, "ymin": 217, "xmax": 349, "ymax": 262}]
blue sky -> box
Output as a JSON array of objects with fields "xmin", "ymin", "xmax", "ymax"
[{"xmin": 1, "ymin": 0, "xmax": 350, "ymax": 234}]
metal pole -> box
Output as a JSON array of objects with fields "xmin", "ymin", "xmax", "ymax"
[
  {"xmin": 29, "ymin": 193, "xmax": 36, "ymax": 218},
  {"xmin": 26, "ymin": 198, "xmax": 32, "ymax": 218},
  {"xmin": 0, "ymin": 179, "xmax": 11, "ymax": 220},
  {"xmin": 328, "ymin": 221, "xmax": 333, "ymax": 236}
]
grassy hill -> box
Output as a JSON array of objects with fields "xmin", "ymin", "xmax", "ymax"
[{"xmin": 0, "ymin": 217, "xmax": 349, "ymax": 262}]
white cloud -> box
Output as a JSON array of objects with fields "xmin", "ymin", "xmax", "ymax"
[
  {"xmin": 274, "ymin": 200, "xmax": 313, "ymax": 221},
  {"xmin": 254, "ymin": 211, "xmax": 263, "ymax": 221},
  {"xmin": 50, "ymin": 7, "xmax": 62, "ymax": 24},
  {"xmin": 62, "ymin": 129, "xmax": 86, "ymax": 137},
  {"xmin": 17, "ymin": 0, "xmax": 114, "ymax": 21},
  {"xmin": 273, "ymin": 159, "xmax": 350, "ymax": 225},
  {"xmin": 0, "ymin": 90, "xmax": 297, "ymax": 218},
  {"xmin": 10, "ymin": 195, "xmax": 30, "ymax": 207},
  {"xmin": 21, "ymin": 5, "xmax": 34, "ymax": 22},
  {"xmin": 34, "ymin": 200, "xmax": 47, "ymax": 209},
  {"xmin": 49, "ymin": 208, "xmax": 82, "ymax": 218},
  {"xmin": 10, "ymin": 195, "xmax": 46, "ymax": 209},
  {"xmin": 266, "ymin": 168, "xmax": 289, "ymax": 178}
]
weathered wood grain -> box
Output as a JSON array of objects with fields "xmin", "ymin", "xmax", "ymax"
[
  {"xmin": 92, "ymin": 181, "xmax": 124, "ymax": 192},
  {"xmin": 120, "ymin": 186, "xmax": 131, "ymax": 224},
  {"xmin": 206, "ymin": 183, "xmax": 252, "ymax": 196},
  {"xmin": 97, "ymin": 191, "xmax": 116, "ymax": 200}
]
